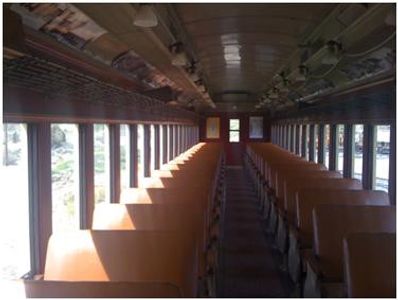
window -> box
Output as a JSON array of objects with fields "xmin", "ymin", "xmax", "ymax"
[
  {"xmin": 374, "ymin": 125, "xmax": 390, "ymax": 192},
  {"xmin": 229, "ymin": 119, "xmax": 240, "ymax": 142},
  {"xmin": 297, "ymin": 125, "xmax": 302, "ymax": 156},
  {"xmin": 305, "ymin": 125, "xmax": 310, "ymax": 160},
  {"xmin": 336, "ymin": 124, "xmax": 345, "ymax": 174},
  {"xmin": 120, "ymin": 124, "xmax": 130, "ymax": 190},
  {"xmin": 51, "ymin": 124, "xmax": 80, "ymax": 232},
  {"xmin": 94, "ymin": 124, "xmax": 110, "ymax": 204},
  {"xmin": 324, "ymin": 125, "xmax": 330, "ymax": 169},
  {"xmin": 314, "ymin": 125, "xmax": 319, "ymax": 163},
  {"xmin": 137, "ymin": 124, "xmax": 145, "ymax": 186},
  {"xmin": 249, "ymin": 116, "xmax": 263, "ymax": 139},
  {"xmin": 1, "ymin": 124, "xmax": 30, "ymax": 279},
  {"xmin": 353, "ymin": 125, "xmax": 364, "ymax": 181}
]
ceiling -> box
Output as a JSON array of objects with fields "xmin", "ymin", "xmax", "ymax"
[
  {"xmin": 174, "ymin": 4, "xmax": 335, "ymax": 94},
  {"xmin": 3, "ymin": 3, "xmax": 396, "ymax": 115}
]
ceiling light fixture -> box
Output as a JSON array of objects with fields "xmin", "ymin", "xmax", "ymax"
[
  {"xmin": 295, "ymin": 65, "xmax": 309, "ymax": 82},
  {"xmin": 189, "ymin": 72, "xmax": 199, "ymax": 82},
  {"xmin": 321, "ymin": 40, "xmax": 342, "ymax": 65},
  {"xmin": 133, "ymin": 4, "xmax": 158, "ymax": 28},
  {"xmin": 170, "ymin": 43, "xmax": 189, "ymax": 67},
  {"xmin": 279, "ymin": 79, "xmax": 289, "ymax": 93},
  {"xmin": 167, "ymin": 100, "xmax": 179, "ymax": 106},
  {"xmin": 268, "ymin": 88, "xmax": 279, "ymax": 99},
  {"xmin": 197, "ymin": 84, "xmax": 206, "ymax": 93}
]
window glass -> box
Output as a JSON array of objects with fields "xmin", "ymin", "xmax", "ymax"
[
  {"xmin": 297, "ymin": 125, "xmax": 302, "ymax": 156},
  {"xmin": 1, "ymin": 124, "xmax": 30, "ymax": 279},
  {"xmin": 374, "ymin": 125, "xmax": 390, "ymax": 192},
  {"xmin": 337, "ymin": 124, "xmax": 345, "ymax": 174},
  {"xmin": 51, "ymin": 124, "xmax": 80, "ymax": 232},
  {"xmin": 229, "ymin": 119, "xmax": 240, "ymax": 142},
  {"xmin": 94, "ymin": 124, "xmax": 110, "ymax": 204},
  {"xmin": 120, "ymin": 124, "xmax": 130, "ymax": 190},
  {"xmin": 137, "ymin": 124, "xmax": 145, "ymax": 186},
  {"xmin": 353, "ymin": 125, "xmax": 364, "ymax": 181},
  {"xmin": 305, "ymin": 125, "xmax": 310, "ymax": 160},
  {"xmin": 324, "ymin": 125, "xmax": 330, "ymax": 169}
]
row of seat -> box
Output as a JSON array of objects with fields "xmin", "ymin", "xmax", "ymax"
[
  {"xmin": 19, "ymin": 142, "xmax": 226, "ymax": 298},
  {"xmin": 244, "ymin": 142, "xmax": 395, "ymax": 298}
]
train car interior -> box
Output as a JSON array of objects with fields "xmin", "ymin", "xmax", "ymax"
[{"xmin": 1, "ymin": 2, "xmax": 396, "ymax": 298}]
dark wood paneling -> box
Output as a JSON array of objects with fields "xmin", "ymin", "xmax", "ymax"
[
  {"xmin": 129, "ymin": 124, "xmax": 138, "ymax": 188},
  {"xmin": 343, "ymin": 124, "xmax": 354, "ymax": 178},
  {"xmin": 168, "ymin": 125, "xmax": 174, "ymax": 161},
  {"xmin": 301, "ymin": 124, "xmax": 307, "ymax": 158},
  {"xmin": 4, "ymin": 87, "xmax": 198, "ymax": 125},
  {"xmin": 78, "ymin": 124, "xmax": 95, "ymax": 229},
  {"xmin": 162, "ymin": 125, "xmax": 168, "ymax": 164},
  {"xmin": 143, "ymin": 125, "xmax": 151, "ymax": 177},
  {"xmin": 318, "ymin": 124, "xmax": 325, "ymax": 164},
  {"xmin": 109, "ymin": 124, "xmax": 120, "ymax": 203},
  {"xmin": 28, "ymin": 122, "xmax": 52, "ymax": 274},
  {"xmin": 362, "ymin": 125, "xmax": 376, "ymax": 189},
  {"xmin": 154, "ymin": 125, "xmax": 160, "ymax": 170},
  {"xmin": 329, "ymin": 124, "xmax": 338, "ymax": 171}
]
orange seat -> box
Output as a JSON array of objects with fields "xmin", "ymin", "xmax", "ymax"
[
  {"xmin": 343, "ymin": 233, "xmax": 396, "ymax": 298},
  {"xmin": 44, "ymin": 230, "xmax": 198, "ymax": 297},
  {"xmin": 312, "ymin": 205, "xmax": 395, "ymax": 281},
  {"xmin": 295, "ymin": 189, "xmax": 390, "ymax": 248},
  {"xmin": 285, "ymin": 178, "xmax": 360, "ymax": 222},
  {"xmin": 92, "ymin": 203, "xmax": 206, "ymax": 276}
]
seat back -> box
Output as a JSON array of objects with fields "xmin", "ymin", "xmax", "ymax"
[
  {"xmin": 93, "ymin": 203, "xmax": 200, "ymax": 233},
  {"xmin": 44, "ymin": 230, "xmax": 198, "ymax": 297},
  {"xmin": 343, "ymin": 233, "xmax": 396, "ymax": 298},
  {"xmin": 295, "ymin": 189, "xmax": 390, "ymax": 248},
  {"xmin": 313, "ymin": 205, "xmax": 396, "ymax": 281},
  {"xmin": 284, "ymin": 177, "xmax": 358, "ymax": 220},
  {"xmin": 275, "ymin": 165, "xmax": 328, "ymax": 199}
]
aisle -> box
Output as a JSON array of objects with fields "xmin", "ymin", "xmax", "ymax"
[{"xmin": 217, "ymin": 167, "xmax": 289, "ymax": 297}]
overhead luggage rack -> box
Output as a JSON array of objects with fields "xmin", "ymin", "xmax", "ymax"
[{"xmin": 3, "ymin": 56, "xmax": 198, "ymax": 120}]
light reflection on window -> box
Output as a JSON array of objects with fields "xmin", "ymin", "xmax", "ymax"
[
  {"xmin": 337, "ymin": 124, "xmax": 344, "ymax": 174},
  {"xmin": 51, "ymin": 124, "xmax": 80, "ymax": 232},
  {"xmin": 374, "ymin": 125, "xmax": 390, "ymax": 192},
  {"xmin": 1, "ymin": 123, "xmax": 30, "ymax": 279},
  {"xmin": 353, "ymin": 125, "xmax": 364, "ymax": 182},
  {"xmin": 324, "ymin": 125, "xmax": 330, "ymax": 169}
]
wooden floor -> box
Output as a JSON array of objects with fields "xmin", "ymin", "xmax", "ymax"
[{"xmin": 218, "ymin": 167, "xmax": 291, "ymax": 297}]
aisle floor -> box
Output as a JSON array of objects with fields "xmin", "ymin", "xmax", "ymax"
[{"xmin": 217, "ymin": 167, "xmax": 290, "ymax": 297}]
